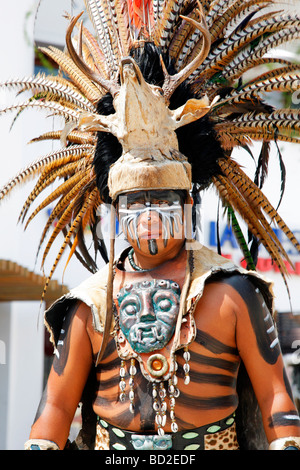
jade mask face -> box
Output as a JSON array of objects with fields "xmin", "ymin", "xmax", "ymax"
[{"xmin": 116, "ymin": 279, "xmax": 181, "ymax": 353}]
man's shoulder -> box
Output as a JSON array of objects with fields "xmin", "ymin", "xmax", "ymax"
[
  {"xmin": 189, "ymin": 241, "xmax": 236, "ymax": 271},
  {"xmin": 187, "ymin": 241, "xmax": 273, "ymax": 308},
  {"xmin": 187, "ymin": 241, "xmax": 239, "ymax": 299},
  {"xmin": 45, "ymin": 262, "xmax": 111, "ymax": 339},
  {"xmin": 72, "ymin": 262, "xmax": 110, "ymax": 293}
]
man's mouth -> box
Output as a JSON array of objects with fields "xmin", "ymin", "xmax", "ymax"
[
  {"xmin": 139, "ymin": 231, "xmax": 161, "ymax": 239},
  {"xmin": 138, "ymin": 222, "xmax": 161, "ymax": 239}
]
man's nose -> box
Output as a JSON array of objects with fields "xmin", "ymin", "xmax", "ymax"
[
  {"xmin": 139, "ymin": 209, "xmax": 160, "ymax": 225},
  {"xmin": 139, "ymin": 290, "xmax": 156, "ymax": 321}
]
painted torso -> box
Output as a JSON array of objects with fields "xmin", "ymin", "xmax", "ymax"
[
  {"xmin": 42, "ymin": 243, "xmax": 299, "ymax": 448},
  {"xmin": 86, "ymin": 248, "xmax": 241, "ymax": 433},
  {"xmin": 45, "ymin": 242, "xmax": 281, "ymax": 437},
  {"xmin": 91, "ymin": 316, "xmax": 240, "ymax": 433}
]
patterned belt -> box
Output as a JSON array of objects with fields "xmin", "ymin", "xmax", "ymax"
[{"xmin": 95, "ymin": 413, "xmax": 239, "ymax": 450}]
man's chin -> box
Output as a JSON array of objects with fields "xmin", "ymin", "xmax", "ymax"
[{"xmin": 128, "ymin": 234, "xmax": 185, "ymax": 256}]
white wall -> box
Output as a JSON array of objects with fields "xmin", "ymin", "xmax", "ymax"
[
  {"xmin": 0, "ymin": 304, "xmax": 10, "ymax": 450},
  {"xmin": 5, "ymin": 302, "xmax": 44, "ymax": 450},
  {"xmin": 0, "ymin": 0, "xmax": 46, "ymax": 450},
  {"xmin": 34, "ymin": 0, "xmax": 88, "ymax": 46}
]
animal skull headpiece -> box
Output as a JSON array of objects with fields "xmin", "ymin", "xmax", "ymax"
[
  {"xmin": 73, "ymin": 15, "xmax": 215, "ymax": 200},
  {"xmin": 77, "ymin": 56, "xmax": 195, "ymax": 198}
]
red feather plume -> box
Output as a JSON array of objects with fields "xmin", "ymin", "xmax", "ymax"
[{"xmin": 127, "ymin": 0, "xmax": 153, "ymax": 35}]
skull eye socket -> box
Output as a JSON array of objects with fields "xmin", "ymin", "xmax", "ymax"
[
  {"xmin": 154, "ymin": 438, "xmax": 171, "ymax": 450},
  {"xmin": 152, "ymin": 85, "xmax": 164, "ymax": 96}
]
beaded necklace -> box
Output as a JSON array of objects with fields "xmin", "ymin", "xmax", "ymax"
[{"xmin": 128, "ymin": 248, "xmax": 148, "ymax": 272}]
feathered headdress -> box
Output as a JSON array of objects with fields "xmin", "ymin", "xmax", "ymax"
[{"xmin": 1, "ymin": 0, "xmax": 300, "ymax": 300}]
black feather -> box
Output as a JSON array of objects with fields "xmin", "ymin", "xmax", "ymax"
[
  {"xmin": 93, "ymin": 95, "xmax": 122, "ymax": 203},
  {"xmin": 254, "ymin": 141, "xmax": 271, "ymax": 189},
  {"xmin": 274, "ymin": 139, "xmax": 286, "ymax": 210}
]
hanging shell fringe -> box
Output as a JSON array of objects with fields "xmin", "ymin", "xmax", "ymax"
[{"xmin": 118, "ymin": 349, "xmax": 191, "ymax": 435}]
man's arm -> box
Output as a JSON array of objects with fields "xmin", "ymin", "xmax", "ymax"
[
  {"xmin": 228, "ymin": 274, "xmax": 300, "ymax": 448},
  {"xmin": 28, "ymin": 301, "xmax": 93, "ymax": 450}
]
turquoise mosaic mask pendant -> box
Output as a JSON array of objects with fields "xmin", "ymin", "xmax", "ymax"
[{"xmin": 116, "ymin": 279, "xmax": 181, "ymax": 354}]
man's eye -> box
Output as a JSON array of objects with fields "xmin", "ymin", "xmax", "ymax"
[
  {"xmin": 128, "ymin": 203, "xmax": 145, "ymax": 210},
  {"xmin": 158, "ymin": 201, "xmax": 169, "ymax": 206},
  {"xmin": 152, "ymin": 200, "xmax": 170, "ymax": 206}
]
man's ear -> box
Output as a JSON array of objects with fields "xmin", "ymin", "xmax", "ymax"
[{"xmin": 184, "ymin": 193, "xmax": 193, "ymax": 206}]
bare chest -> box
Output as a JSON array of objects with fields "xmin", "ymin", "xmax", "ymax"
[{"xmin": 92, "ymin": 282, "xmax": 240, "ymax": 431}]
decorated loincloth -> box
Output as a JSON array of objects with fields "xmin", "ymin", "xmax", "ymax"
[{"xmin": 94, "ymin": 412, "xmax": 239, "ymax": 450}]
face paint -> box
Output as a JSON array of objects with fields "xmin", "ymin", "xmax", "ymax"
[
  {"xmin": 118, "ymin": 190, "xmax": 185, "ymax": 253},
  {"xmin": 117, "ymin": 279, "xmax": 181, "ymax": 353},
  {"xmin": 148, "ymin": 239, "xmax": 158, "ymax": 255}
]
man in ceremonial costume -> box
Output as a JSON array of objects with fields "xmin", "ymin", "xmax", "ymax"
[{"xmin": 1, "ymin": 0, "xmax": 300, "ymax": 450}]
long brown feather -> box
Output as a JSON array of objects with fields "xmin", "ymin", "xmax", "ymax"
[
  {"xmin": 35, "ymin": 173, "xmax": 94, "ymax": 260},
  {"xmin": 23, "ymin": 171, "xmax": 91, "ymax": 230},
  {"xmin": 40, "ymin": 46, "xmax": 101, "ymax": 103},
  {"xmin": 219, "ymin": 158, "xmax": 300, "ymax": 256},
  {"xmin": 40, "ymin": 186, "xmax": 99, "ymax": 302},
  {"xmin": 212, "ymin": 174, "xmax": 291, "ymax": 278},
  {"xmin": 29, "ymin": 130, "xmax": 96, "ymax": 145},
  {"xmin": 18, "ymin": 160, "xmax": 86, "ymax": 224}
]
